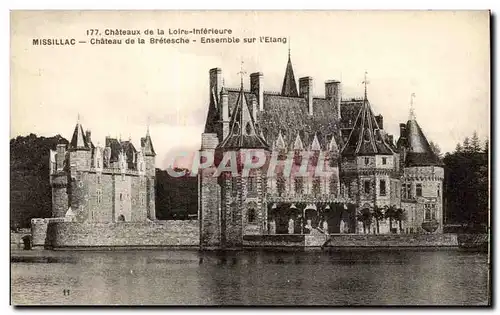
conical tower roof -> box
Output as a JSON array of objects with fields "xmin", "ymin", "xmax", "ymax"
[
  {"xmin": 403, "ymin": 119, "xmax": 443, "ymax": 166},
  {"xmin": 281, "ymin": 53, "xmax": 299, "ymax": 97},
  {"xmin": 141, "ymin": 128, "xmax": 156, "ymax": 156},
  {"xmin": 341, "ymin": 98, "xmax": 394, "ymax": 156},
  {"xmin": 69, "ymin": 121, "xmax": 90, "ymax": 151},
  {"xmin": 218, "ymin": 83, "xmax": 269, "ymax": 150}
]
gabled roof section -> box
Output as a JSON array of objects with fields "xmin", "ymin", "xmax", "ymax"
[
  {"xmin": 218, "ymin": 84, "xmax": 269, "ymax": 150},
  {"xmin": 341, "ymin": 98, "xmax": 394, "ymax": 156},
  {"xmin": 281, "ymin": 54, "xmax": 299, "ymax": 97},
  {"xmin": 311, "ymin": 133, "xmax": 321, "ymax": 151},
  {"xmin": 69, "ymin": 122, "xmax": 90, "ymax": 151},
  {"xmin": 328, "ymin": 134, "xmax": 339, "ymax": 152},
  {"xmin": 293, "ymin": 133, "xmax": 304, "ymax": 150},
  {"xmin": 403, "ymin": 119, "xmax": 443, "ymax": 166}
]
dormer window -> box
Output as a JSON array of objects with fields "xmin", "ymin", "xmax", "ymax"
[
  {"xmin": 363, "ymin": 129, "xmax": 371, "ymax": 142},
  {"xmin": 233, "ymin": 122, "xmax": 240, "ymax": 135},
  {"xmin": 245, "ymin": 122, "xmax": 252, "ymax": 135}
]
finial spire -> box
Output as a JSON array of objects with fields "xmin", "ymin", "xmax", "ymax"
[
  {"xmin": 146, "ymin": 116, "xmax": 151, "ymax": 136},
  {"xmin": 237, "ymin": 60, "xmax": 246, "ymax": 88},
  {"xmin": 77, "ymin": 113, "xmax": 81, "ymax": 124},
  {"xmin": 362, "ymin": 71, "xmax": 370, "ymax": 100},
  {"xmin": 288, "ymin": 37, "xmax": 291, "ymax": 58},
  {"xmin": 409, "ymin": 93, "xmax": 416, "ymax": 120}
]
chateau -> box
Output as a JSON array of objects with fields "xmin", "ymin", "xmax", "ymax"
[
  {"xmin": 49, "ymin": 122, "xmax": 156, "ymax": 223},
  {"xmin": 32, "ymin": 53, "xmax": 448, "ymax": 250},
  {"xmin": 199, "ymin": 53, "xmax": 444, "ymax": 249}
]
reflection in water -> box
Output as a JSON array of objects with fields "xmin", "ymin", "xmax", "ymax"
[{"xmin": 11, "ymin": 249, "xmax": 489, "ymax": 305}]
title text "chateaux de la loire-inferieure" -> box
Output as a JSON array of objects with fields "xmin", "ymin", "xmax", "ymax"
[{"xmin": 31, "ymin": 28, "xmax": 288, "ymax": 46}]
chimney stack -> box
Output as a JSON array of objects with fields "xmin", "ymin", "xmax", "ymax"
[
  {"xmin": 85, "ymin": 130, "xmax": 92, "ymax": 145},
  {"xmin": 325, "ymin": 80, "xmax": 341, "ymax": 119},
  {"xmin": 399, "ymin": 123, "xmax": 406, "ymax": 138},
  {"xmin": 56, "ymin": 143, "xmax": 66, "ymax": 171},
  {"xmin": 209, "ymin": 68, "xmax": 222, "ymax": 108},
  {"xmin": 375, "ymin": 115, "xmax": 384, "ymax": 130},
  {"xmin": 299, "ymin": 77, "xmax": 313, "ymax": 115},
  {"xmin": 250, "ymin": 72, "xmax": 264, "ymax": 112},
  {"xmin": 251, "ymin": 95, "xmax": 258, "ymax": 124},
  {"xmin": 221, "ymin": 88, "xmax": 229, "ymax": 139}
]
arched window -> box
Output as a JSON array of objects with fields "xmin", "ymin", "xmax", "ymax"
[
  {"xmin": 247, "ymin": 209, "xmax": 256, "ymax": 223},
  {"xmin": 117, "ymin": 214, "xmax": 125, "ymax": 222}
]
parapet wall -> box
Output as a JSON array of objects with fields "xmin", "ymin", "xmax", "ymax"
[
  {"xmin": 324, "ymin": 233, "xmax": 458, "ymax": 247},
  {"xmin": 46, "ymin": 220, "xmax": 199, "ymax": 249}
]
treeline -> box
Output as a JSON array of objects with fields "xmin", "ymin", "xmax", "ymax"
[
  {"xmin": 443, "ymin": 132, "xmax": 489, "ymax": 230},
  {"xmin": 10, "ymin": 134, "xmax": 198, "ymax": 229},
  {"xmin": 10, "ymin": 134, "xmax": 68, "ymax": 229},
  {"xmin": 155, "ymin": 168, "xmax": 198, "ymax": 220}
]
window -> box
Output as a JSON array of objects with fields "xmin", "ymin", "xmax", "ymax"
[
  {"xmin": 245, "ymin": 122, "xmax": 252, "ymax": 135},
  {"xmin": 294, "ymin": 177, "xmax": 304, "ymax": 194},
  {"xmin": 312, "ymin": 177, "xmax": 321, "ymax": 196},
  {"xmin": 329, "ymin": 178, "xmax": 338, "ymax": 197},
  {"xmin": 403, "ymin": 183, "xmax": 411, "ymax": 199},
  {"xmin": 231, "ymin": 177, "xmax": 238, "ymax": 192},
  {"xmin": 247, "ymin": 209, "xmax": 256, "ymax": 223},
  {"xmin": 380, "ymin": 180, "xmax": 386, "ymax": 196},
  {"xmin": 140, "ymin": 193, "xmax": 145, "ymax": 206},
  {"xmin": 276, "ymin": 173, "xmax": 286, "ymax": 196},
  {"xmin": 424, "ymin": 204, "xmax": 436, "ymax": 221},
  {"xmin": 96, "ymin": 190, "xmax": 102, "ymax": 204},
  {"xmin": 97, "ymin": 175, "xmax": 101, "ymax": 185},
  {"xmin": 437, "ymin": 184, "xmax": 440, "ymax": 197},
  {"xmin": 416, "ymin": 183, "xmax": 422, "ymax": 197},
  {"xmin": 247, "ymin": 177, "xmax": 256, "ymax": 192},
  {"xmin": 120, "ymin": 193, "xmax": 123, "ymax": 201},
  {"xmin": 364, "ymin": 157, "xmax": 369, "ymax": 165},
  {"xmin": 364, "ymin": 180, "xmax": 371, "ymax": 194},
  {"xmin": 382, "ymin": 157, "xmax": 387, "ymax": 165}
]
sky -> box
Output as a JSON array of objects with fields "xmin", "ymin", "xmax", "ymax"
[{"xmin": 10, "ymin": 10, "xmax": 490, "ymax": 169}]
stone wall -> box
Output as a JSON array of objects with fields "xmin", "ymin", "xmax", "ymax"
[
  {"xmin": 243, "ymin": 234, "xmax": 305, "ymax": 247},
  {"xmin": 31, "ymin": 218, "xmax": 65, "ymax": 248},
  {"xmin": 324, "ymin": 233, "xmax": 458, "ymax": 247},
  {"xmin": 46, "ymin": 220, "xmax": 199, "ymax": 248}
]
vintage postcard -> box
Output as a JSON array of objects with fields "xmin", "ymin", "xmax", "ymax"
[{"xmin": 10, "ymin": 10, "xmax": 490, "ymax": 306}]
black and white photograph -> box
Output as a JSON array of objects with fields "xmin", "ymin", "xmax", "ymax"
[{"xmin": 9, "ymin": 10, "xmax": 491, "ymax": 306}]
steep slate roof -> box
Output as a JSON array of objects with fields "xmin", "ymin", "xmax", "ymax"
[
  {"xmin": 218, "ymin": 84, "xmax": 269, "ymax": 150},
  {"xmin": 341, "ymin": 98, "xmax": 394, "ymax": 156},
  {"xmin": 255, "ymin": 94, "xmax": 341, "ymax": 152},
  {"xmin": 104, "ymin": 138, "xmax": 139, "ymax": 164},
  {"xmin": 281, "ymin": 54, "xmax": 299, "ymax": 97},
  {"xmin": 69, "ymin": 123, "xmax": 90, "ymax": 150},
  {"xmin": 402, "ymin": 119, "xmax": 443, "ymax": 166}
]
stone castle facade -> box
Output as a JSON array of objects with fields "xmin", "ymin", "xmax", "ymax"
[
  {"xmin": 199, "ymin": 53, "xmax": 444, "ymax": 249},
  {"xmin": 49, "ymin": 122, "xmax": 156, "ymax": 223}
]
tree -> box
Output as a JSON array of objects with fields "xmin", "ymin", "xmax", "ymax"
[
  {"xmin": 463, "ymin": 137, "xmax": 472, "ymax": 154},
  {"xmin": 372, "ymin": 205, "xmax": 385, "ymax": 234},
  {"xmin": 484, "ymin": 139, "xmax": 489, "ymax": 154},
  {"xmin": 385, "ymin": 205, "xmax": 397, "ymax": 232},
  {"xmin": 429, "ymin": 141, "xmax": 442, "ymax": 159},
  {"xmin": 10, "ymin": 134, "xmax": 69, "ymax": 228},
  {"xmin": 455, "ymin": 143, "xmax": 463, "ymax": 153},
  {"xmin": 471, "ymin": 131, "xmax": 482, "ymax": 153},
  {"xmin": 356, "ymin": 207, "xmax": 373, "ymax": 234},
  {"xmin": 394, "ymin": 208, "xmax": 406, "ymax": 233}
]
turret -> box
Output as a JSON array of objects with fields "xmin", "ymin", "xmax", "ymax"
[{"xmin": 141, "ymin": 128, "xmax": 156, "ymax": 220}]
